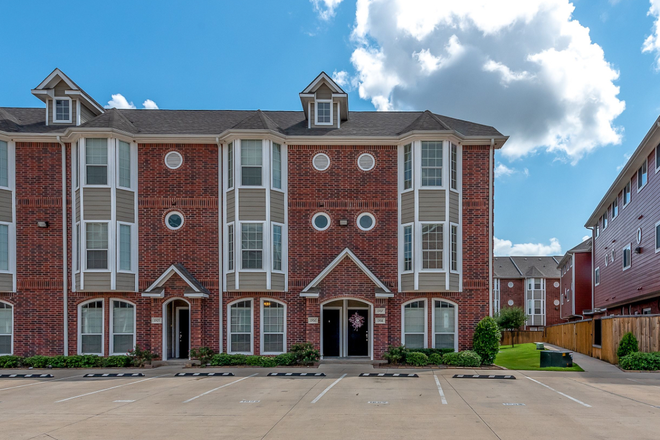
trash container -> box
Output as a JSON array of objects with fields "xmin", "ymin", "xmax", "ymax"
[{"xmin": 540, "ymin": 350, "xmax": 573, "ymax": 368}]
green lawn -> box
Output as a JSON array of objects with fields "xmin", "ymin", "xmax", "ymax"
[{"xmin": 495, "ymin": 343, "xmax": 584, "ymax": 371}]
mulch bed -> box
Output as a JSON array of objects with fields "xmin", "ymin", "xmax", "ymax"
[{"xmin": 376, "ymin": 364, "xmax": 504, "ymax": 370}]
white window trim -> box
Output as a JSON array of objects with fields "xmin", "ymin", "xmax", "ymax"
[
  {"xmin": 420, "ymin": 221, "xmax": 445, "ymax": 272},
  {"xmin": 402, "ymin": 143, "xmax": 414, "ymax": 192},
  {"xmin": 227, "ymin": 142, "xmax": 234, "ymax": 190},
  {"xmin": 432, "ymin": 298, "xmax": 459, "ymax": 352},
  {"xmin": 623, "ymin": 244, "xmax": 632, "ymax": 271},
  {"xmin": 260, "ymin": 298, "xmax": 286, "ymax": 355},
  {"xmin": 493, "ymin": 279, "xmax": 500, "ymax": 314},
  {"xmin": 401, "ymin": 299, "xmax": 428, "ymax": 349},
  {"xmin": 164, "ymin": 151, "xmax": 183, "ymax": 170},
  {"xmin": 602, "ymin": 211, "xmax": 608, "ymax": 230},
  {"xmin": 594, "ymin": 267, "xmax": 600, "ymax": 286},
  {"xmin": 116, "ymin": 139, "xmax": 133, "ymax": 189},
  {"xmin": 643, "ymin": 308, "xmax": 653, "ymax": 315},
  {"xmin": 637, "ymin": 159, "xmax": 648, "ymax": 193},
  {"xmin": 53, "ymin": 97, "xmax": 73, "ymax": 124},
  {"xmin": 449, "ymin": 222, "xmax": 460, "ymax": 274},
  {"xmin": 0, "ymin": 139, "xmax": 13, "ymax": 191},
  {"xmin": 272, "ymin": 222, "xmax": 285, "ymax": 273},
  {"xmin": 165, "ymin": 211, "xmax": 185, "ymax": 231},
  {"xmin": 656, "ymin": 146, "xmax": 660, "ymax": 174},
  {"xmin": 83, "ymin": 138, "xmax": 111, "ymax": 188},
  {"xmin": 109, "ymin": 299, "xmax": 136, "ymax": 355},
  {"xmin": 611, "ymin": 199, "xmax": 618, "ymax": 220},
  {"xmin": 314, "ymin": 99, "xmax": 333, "ymax": 126},
  {"xmin": 402, "ymin": 223, "xmax": 414, "ymax": 273},
  {"xmin": 227, "ymin": 298, "xmax": 254, "ymax": 355},
  {"xmin": 655, "ymin": 220, "xmax": 660, "ymax": 254},
  {"xmin": 240, "ymin": 221, "xmax": 265, "ymax": 272},
  {"xmin": 356, "ymin": 212, "xmax": 376, "ymax": 231},
  {"xmin": 312, "ymin": 212, "xmax": 331, "ymax": 232},
  {"xmin": 227, "ymin": 222, "xmax": 235, "ymax": 273},
  {"xmin": 312, "ymin": 153, "xmax": 331, "ymax": 171},
  {"xmin": 0, "ymin": 300, "xmax": 14, "ymax": 355},
  {"xmin": 238, "ymin": 139, "xmax": 266, "ymax": 189},
  {"xmin": 420, "ymin": 140, "xmax": 445, "ymax": 189},
  {"xmin": 78, "ymin": 299, "xmax": 104, "ymax": 356},
  {"xmin": 357, "ymin": 153, "xmax": 376, "ymax": 172},
  {"xmin": 117, "ymin": 222, "xmax": 136, "ymax": 274},
  {"xmin": 449, "ymin": 143, "xmax": 460, "ymax": 193},
  {"xmin": 84, "ymin": 221, "xmax": 111, "ymax": 272},
  {"xmin": 525, "ymin": 278, "xmax": 546, "ymax": 327},
  {"xmin": 623, "ymin": 181, "xmax": 631, "ymax": 209},
  {"xmin": 271, "ymin": 142, "xmax": 284, "ymax": 191}
]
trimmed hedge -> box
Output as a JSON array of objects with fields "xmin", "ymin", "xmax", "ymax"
[
  {"xmin": 472, "ymin": 317, "xmax": 501, "ymax": 365},
  {"xmin": 619, "ymin": 352, "xmax": 660, "ymax": 371},
  {"xmin": 207, "ymin": 351, "xmax": 313, "ymax": 368},
  {"xmin": 0, "ymin": 354, "xmax": 137, "ymax": 368},
  {"xmin": 442, "ymin": 350, "xmax": 482, "ymax": 367},
  {"xmin": 406, "ymin": 352, "xmax": 429, "ymax": 366},
  {"xmin": 428, "ymin": 353, "xmax": 443, "ymax": 365},
  {"xmin": 617, "ymin": 332, "xmax": 639, "ymax": 359}
]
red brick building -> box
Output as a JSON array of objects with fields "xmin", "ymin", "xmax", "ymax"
[
  {"xmin": 0, "ymin": 69, "xmax": 508, "ymax": 360},
  {"xmin": 557, "ymin": 238, "xmax": 592, "ymax": 321}
]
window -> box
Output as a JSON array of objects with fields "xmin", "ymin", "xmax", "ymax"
[
  {"xmin": 118, "ymin": 224, "xmax": 131, "ymax": 271},
  {"xmin": 272, "ymin": 143, "xmax": 282, "ymax": 189},
  {"xmin": 638, "ymin": 160, "xmax": 648, "ymax": 191},
  {"xmin": 450, "ymin": 143, "xmax": 458, "ymax": 190},
  {"xmin": 612, "ymin": 198, "xmax": 618, "ymax": 219},
  {"xmin": 623, "ymin": 244, "xmax": 631, "ymax": 270},
  {"xmin": 316, "ymin": 101, "xmax": 332, "ymax": 124},
  {"xmin": 594, "ymin": 267, "xmax": 600, "ymax": 286},
  {"xmin": 75, "ymin": 223, "xmax": 80, "ymax": 272},
  {"xmin": 403, "ymin": 225, "xmax": 413, "ymax": 271},
  {"xmin": 228, "ymin": 224, "xmax": 234, "ymax": 271},
  {"xmin": 602, "ymin": 211, "xmax": 608, "ymax": 230},
  {"xmin": 434, "ymin": 300, "xmax": 456, "ymax": 350},
  {"xmin": 313, "ymin": 153, "xmax": 330, "ymax": 171},
  {"xmin": 403, "ymin": 144, "xmax": 412, "ymax": 190},
  {"xmin": 86, "ymin": 223, "xmax": 108, "ymax": 270},
  {"xmin": 357, "ymin": 213, "xmax": 375, "ymax": 231},
  {"xmin": 525, "ymin": 278, "xmax": 545, "ymax": 326},
  {"xmin": 358, "ymin": 153, "xmax": 375, "ymax": 171},
  {"xmin": 611, "ymin": 249, "xmax": 615, "ymax": 263},
  {"xmin": 0, "ymin": 302, "xmax": 12, "ymax": 355},
  {"xmin": 111, "ymin": 301, "xmax": 135, "ymax": 354},
  {"xmin": 0, "ymin": 140, "xmax": 7, "ymax": 188},
  {"xmin": 637, "ymin": 228, "xmax": 642, "ymax": 244},
  {"xmin": 241, "ymin": 140, "xmax": 262, "ymax": 186},
  {"xmin": 164, "ymin": 151, "xmax": 183, "ymax": 169},
  {"xmin": 657, "ymin": 145, "xmax": 660, "ymax": 172},
  {"xmin": 241, "ymin": 223, "xmax": 263, "ymax": 269},
  {"xmin": 403, "ymin": 301, "xmax": 426, "ymax": 348},
  {"xmin": 227, "ymin": 143, "xmax": 233, "ymax": 188},
  {"xmin": 273, "ymin": 224, "xmax": 282, "ymax": 271},
  {"xmin": 623, "ymin": 181, "xmax": 631, "ymax": 206},
  {"xmin": 421, "ymin": 141, "xmax": 443, "ymax": 186},
  {"xmin": 73, "ymin": 143, "xmax": 79, "ymax": 189},
  {"xmin": 261, "ymin": 300, "xmax": 285, "ymax": 353},
  {"xmin": 229, "ymin": 300, "xmax": 252, "ymax": 353},
  {"xmin": 312, "ymin": 212, "xmax": 331, "ymax": 231},
  {"xmin": 493, "ymin": 279, "xmax": 500, "ymax": 314},
  {"xmin": 80, "ymin": 300, "xmax": 103, "ymax": 355},
  {"xmin": 656, "ymin": 220, "xmax": 660, "ymax": 253},
  {"xmin": 165, "ymin": 212, "xmax": 184, "ymax": 230},
  {"xmin": 643, "ymin": 308, "xmax": 652, "ymax": 315},
  {"xmin": 422, "ymin": 224, "xmax": 443, "ymax": 269},
  {"xmin": 0, "ymin": 224, "xmax": 7, "ymax": 271},
  {"xmin": 86, "ymin": 139, "xmax": 107, "ymax": 185},
  {"xmin": 450, "ymin": 224, "xmax": 458, "ymax": 272},
  {"xmin": 118, "ymin": 141, "xmax": 131, "ymax": 188},
  {"xmin": 54, "ymin": 98, "xmax": 71, "ymax": 123},
  {"xmin": 593, "ymin": 319, "xmax": 602, "ymax": 346},
  {"xmin": 595, "ymin": 225, "xmax": 599, "ymax": 238}
]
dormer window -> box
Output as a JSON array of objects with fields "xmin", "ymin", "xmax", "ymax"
[
  {"xmin": 315, "ymin": 100, "xmax": 332, "ymax": 125},
  {"xmin": 54, "ymin": 98, "xmax": 72, "ymax": 123}
]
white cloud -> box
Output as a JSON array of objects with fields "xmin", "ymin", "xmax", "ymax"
[
  {"xmin": 643, "ymin": 0, "xmax": 660, "ymax": 68},
  {"xmin": 582, "ymin": 235, "xmax": 591, "ymax": 242},
  {"xmin": 494, "ymin": 237, "xmax": 562, "ymax": 256},
  {"xmin": 142, "ymin": 99, "xmax": 159, "ymax": 110},
  {"xmin": 105, "ymin": 94, "xmax": 159, "ymax": 110},
  {"xmin": 495, "ymin": 163, "xmax": 515, "ymax": 178},
  {"xmin": 311, "ymin": 0, "xmax": 344, "ymax": 21},
  {"xmin": 346, "ymin": 0, "xmax": 625, "ymax": 163}
]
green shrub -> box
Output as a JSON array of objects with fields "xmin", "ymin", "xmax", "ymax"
[
  {"xmin": 442, "ymin": 350, "xmax": 482, "ymax": 367},
  {"xmin": 246, "ymin": 356, "xmax": 263, "ymax": 366},
  {"xmin": 274, "ymin": 352, "xmax": 296, "ymax": 366},
  {"xmin": 259, "ymin": 356, "xmax": 277, "ymax": 368},
  {"xmin": 104, "ymin": 356, "xmax": 133, "ymax": 368},
  {"xmin": 617, "ymin": 332, "xmax": 639, "ymax": 359},
  {"xmin": 128, "ymin": 345, "xmax": 158, "ymax": 367},
  {"xmin": 428, "ymin": 353, "xmax": 443, "ymax": 365},
  {"xmin": 66, "ymin": 355, "xmax": 102, "ymax": 368},
  {"xmin": 290, "ymin": 342, "xmax": 320, "ymax": 365},
  {"xmin": 0, "ymin": 355, "xmax": 23, "ymax": 368},
  {"xmin": 406, "ymin": 352, "xmax": 429, "ymax": 366},
  {"xmin": 49, "ymin": 355, "xmax": 67, "ymax": 368},
  {"xmin": 230, "ymin": 354, "xmax": 248, "ymax": 365},
  {"xmin": 472, "ymin": 316, "xmax": 501, "ymax": 365},
  {"xmin": 209, "ymin": 353, "xmax": 233, "ymax": 366},
  {"xmin": 407, "ymin": 348, "xmax": 454, "ymax": 357},
  {"xmin": 383, "ymin": 345, "xmax": 407, "ymax": 364},
  {"xmin": 23, "ymin": 355, "xmax": 52, "ymax": 368},
  {"xmin": 189, "ymin": 347, "xmax": 216, "ymax": 365},
  {"xmin": 619, "ymin": 352, "xmax": 660, "ymax": 371}
]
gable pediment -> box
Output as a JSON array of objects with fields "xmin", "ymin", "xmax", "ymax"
[{"xmin": 142, "ymin": 264, "xmax": 209, "ymax": 298}]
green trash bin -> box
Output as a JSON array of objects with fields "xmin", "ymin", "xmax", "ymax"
[{"xmin": 540, "ymin": 350, "xmax": 573, "ymax": 368}]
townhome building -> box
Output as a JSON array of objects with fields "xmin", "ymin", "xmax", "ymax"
[
  {"xmin": 0, "ymin": 69, "xmax": 507, "ymax": 360},
  {"xmin": 492, "ymin": 256, "xmax": 562, "ymax": 329},
  {"xmin": 557, "ymin": 238, "xmax": 592, "ymax": 321}
]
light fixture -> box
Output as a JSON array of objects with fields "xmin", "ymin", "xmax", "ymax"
[
  {"xmin": 37, "ymin": 221, "xmax": 48, "ymax": 228},
  {"xmin": 263, "ymin": 301, "xmax": 271, "ymax": 307},
  {"xmin": 339, "ymin": 219, "xmax": 348, "ymax": 226}
]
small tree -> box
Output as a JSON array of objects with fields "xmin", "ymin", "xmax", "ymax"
[
  {"xmin": 473, "ymin": 316, "xmax": 501, "ymax": 365},
  {"xmin": 617, "ymin": 332, "xmax": 639, "ymax": 359},
  {"xmin": 495, "ymin": 307, "xmax": 527, "ymax": 348}
]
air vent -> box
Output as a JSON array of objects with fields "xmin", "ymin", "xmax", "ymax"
[
  {"xmin": 357, "ymin": 153, "xmax": 375, "ymax": 171},
  {"xmin": 313, "ymin": 153, "xmax": 330, "ymax": 171},
  {"xmin": 165, "ymin": 151, "xmax": 183, "ymax": 169}
]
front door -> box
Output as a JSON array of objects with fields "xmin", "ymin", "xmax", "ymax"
[
  {"xmin": 323, "ymin": 309, "xmax": 341, "ymax": 357},
  {"xmin": 347, "ymin": 309, "xmax": 369, "ymax": 356},
  {"xmin": 177, "ymin": 308, "xmax": 190, "ymax": 359}
]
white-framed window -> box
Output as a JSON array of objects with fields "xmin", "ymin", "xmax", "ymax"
[
  {"xmin": 358, "ymin": 153, "xmax": 375, "ymax": 171},
  {"xmin": 450, "ymin": 143, "xmax": 458, "ymax": 191},
  {"xmin": 53, "ymin": 98, "xmax": 72, "ymax": 123},
  {"xmin": 656, "ymin": 145, "xmax": 660, "ymax": 173},
  {"xmin": 228, "ymin": 299, "xmax": 253, "ymax": 354},
  {"xmin": 73, "ymin": 142, "xmax": 79, "ymax": 189},
  {"xmin": 0, "ymin": 224, "xmax": 8, "ymax": 271},
  {"xmin": 313, "ymin": 153, "xmax": 330, "ymax": 171},
  {"xmin": 433, "ymin": 299, "xmax": 457, "ymax": 350},
  {"xmin": 623, "ymin": 181, "xmax": 631, "ymax": 207},
  {"xmin": 241, "ymin": 223, "xmax": 263, "ymax": 269},
  {"xmin": 0, "ymin": 301, "xmax": 13, "ymax": 355},
  {"xmin": 643, "ymin": 308, "xmax": 652, "ymax": 315},
  {"xmin": 611, "ymin": 248, "xmax": 615, "ymax": 263},
  {"xmin": 86, "ymin": 138, "xmax": 108, "ymax": 185},
  {"xmin": 118, "ymin": 141, "xmax": 131, "ymax": 188},
  {"xmin": 450, "ymin": 224, "xmax": 458, "ymax": 273},
  {"xmin": 602, "ymin": 211, "xmax": 608, "ymax": 230},
  {"xmin": 315, "ymin": 100, "xmax": 332, "ymax": 125},
  {"xmin": 637, "ymin": 228, "xmax": 642, "ymax": 244},
  {"xmin": 86, "ymin": 222, "xmax": 108, "ymax": 270},
  {"xmin": 79, "ymin": 299, "xmax": 104, "ymax": 355},
  {"xmin": 612, "ymin": 198, "xmax": 618, "ymax": 219},
  {"xmin": 228, "ymin": 223, "xmax": 234, "ymax": 271},
  {"xmin": 525, "ymin": 278, "xmax": 545, "ymax": 326},
  {"xmin": 312, "ymin": 212, "xmax": 331, "ymax": 231},
  {"xmin": 272, "ymin": 224, "xmax": 283, "ymax": 272},
  {"xmin": 356, "ymin": 212, "xmax": 376, "ymax": 231},
  {"xmin": 241, "ymin": 140, "xmax": 263, "ymax": 186},
  {"xmin": 493, "ymin": 279, "xmax": 501, "ymax": 314},
  {"xmin": 422, "ymin": 223, "xmax": 443, "ymax": 269},
  {"xmin": 655, "ymin": 220, "xmax": 660, "ymax": 253},
  {"xmin": 261, "ymin": 299, "xmax": 285, "ymax": 354},
  {"xmin": 0, "ymin": 140, "xmax": 7, "ymax": 188},
  {"xmin": 403, "ymin": 225, "xmax": 413, "ymax": 272},
  {"xmin": 595, "ymin": 225, "xmax": 599, "ymax": 238},
  {"xmin": 421, "ymin": 141, "xmax": 443, "ymax": 187},
  {"xmin": 272, "ymin": 143, "xmax": 282, "ymax": 189},
  {"xmin": 164, "ymin": 151, "xmax": 183, "ymax": 170},
  {"xmin": 402, "ymin": 300, "xmax": 426, "ymax": 348},
  {"xmin": 110, "ymin": 300, "xmax": 135, "ymax": 354},
  {"xmin": 623, "ymin": 244, "xmax": 632, "ymax": 270},
  {"xmin": 75, "ymin": 223, "xmax": 81, "ymax": 272},
  {"xmin": 595, "ymin": 267, "xmax": 600, "ymax": 286},
  {"xmin": 227, "ymin": 143, "xmax": 234, "ymax": 189},
  {"xmin": 637, "ymin": 159, "xmax": 648, "ymax": 191},
  {"xmin": 118, "ymin": 223, "xmax": 132, "ymax": 272},
  {"xmin": 403, "ymin": 143, "xmax": 412, "ymax": 190},
  {"xmin": 165, "ymin": 211, "xmax": 185, "ymax": 231},
  {"xmin": 605, "ymin": 253, "xmax": 609, "ymax": 267}
]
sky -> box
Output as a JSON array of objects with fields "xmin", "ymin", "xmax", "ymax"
[{"xmin": 2, "ymin": 0, "xmax": 660, "ymax": 257}]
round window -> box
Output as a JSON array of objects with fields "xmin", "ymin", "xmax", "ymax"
[
  {"xmin": 507, "ymin": 299, "xmax": 514, "ymax": 306},
  {"xmin": 553, "ymin": 281, "xmax": 559, "ymax": 288},
  {"xmin": 312, "ymin": 212, "xmax": 330, "ymax": 231},
  {"xmin": 313, "ymin": 153, "xmax": 330, "ymax": 171},
  {"xmin": 165, "ymin": 151, "xmax": 183, "ymax": 169},
  {"xmin": 637, "ymin": 228, "xmax": 642, "ymax": 244},
  {"xmin": 507, "ymin": 282, "xmax": 514, "ymax": 288},
  {"xmin": 165, "ymin": 211, "xmax": 184, "ymax": 230},
  {"xmin": 554, "ymin": 299, "xmax": 560, "ymax": 306},
  {"xmin": 357, "ymin": 213, "xmax": 375, "ymax": 231},
  {"xmin": 357, "ymin": 153, "xmax": 375, "ymax": 171}
]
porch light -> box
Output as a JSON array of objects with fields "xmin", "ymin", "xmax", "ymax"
[{"xmin": 37, "ymin": 221, "xmax": 48, "ymax": 228}]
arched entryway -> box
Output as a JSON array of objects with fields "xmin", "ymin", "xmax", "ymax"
[
  {"xmin": 162, "ymin": 298, "xmax": 191, "ymax": 360},
  {"xmin": 321, "ymin": 298, "xmax": 372, "ymax": 359}
]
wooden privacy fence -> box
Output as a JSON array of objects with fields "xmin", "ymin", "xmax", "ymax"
[{"xmin": 500, "ymin": 330, "xmax": 543, "ymax": 346}]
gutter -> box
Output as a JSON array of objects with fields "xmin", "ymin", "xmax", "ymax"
[
  {"xmin": 57, "ymin": 136, "xmax": 68, "ymax": 356},
  {"xmin": 216, "ymin": 137, "xmax": 223, "ymax": 354}
]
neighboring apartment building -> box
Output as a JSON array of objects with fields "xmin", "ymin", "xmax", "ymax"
[
  {"xmin": 492, "ymin": 256, "xmax": 562, "ymax": 329},
  {"xmin": 585, "ymin": 116, "xmax": 660, "ymax": 318},
  {"xmin": 557, "ymin": 238, "xmax": 592, "ymax": 321},
  {"xmin": 0, "ymin": 69, "xmax": 508, "ymax": 360}
]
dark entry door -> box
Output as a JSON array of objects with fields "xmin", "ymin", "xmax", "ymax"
[
  {"xmin": 323, "ymin": 309, "xmax": 341, "ymax": 357},
  {"xmin": 347, "ymin": 309, "xmax": 369, "ymax": 356},
  {"xmin": 178, "ymin": 309, "xmax": 190, "ymax": 359}
]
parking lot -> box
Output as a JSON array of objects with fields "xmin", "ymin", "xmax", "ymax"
[{"xmin": 1, "ymin": 354, "xmax": 660, "ymax": 440}]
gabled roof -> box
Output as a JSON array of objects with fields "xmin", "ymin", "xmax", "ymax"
[
  {"xmin": 398, "ymin": 110, "xmax": 450, "ymax": 134},
  {"xmin": 301, "ymin": 248, "xmax": 391, "ymax": 297},
  {"xmin": 300, "ymin": 71, "xmax": 346, "ymax": 95},
  {"xmin": 557, "ymin": 238, "xmax": 592, "ymax": 268},
  {"xmin": 80, "ymin": 108, "xmax": 138, "ymax": 134},
  {"xmin": 31, "ymin": 68, "xmax": 104, "ymax": 114},
  {"xmin": 142, "ymin": 263, "xmax": 209, "ymax": 298},
  {"xmin": 231, "ymin": 110, "xmax": 284, "ymax": 133},
  {"xmin": 494, "ymin": 256, "xmax": 561, "ymax": 279}
]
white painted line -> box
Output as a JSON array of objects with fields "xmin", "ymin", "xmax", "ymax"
[
  {"xmin": 0, "ymin": 375, "xmax": 80, "ymax": 392},
  {"xmin": 311, "ymin": 373, "xmax": 347, "ymax": 404},
  {"xmin": 433, "ymin": 374, "xmax": 448, "ymax": 405},
  {"xmin": 56, "ymin": 375, "xmax": 166, "ymax": 403},
  {"xmin": 183, "ymin": 374, "xmax": 258, "ymax": 404},
  {"xmin": 114, "ymin": 400, "xmax": 135, "ymax": 403},
  {"xmin": 526, "ymin": 377, "xmax": 591, "ymax": 408},
  {"xmin": 368, "ymin": 401, "xmax": 388, "ymax": 404}
]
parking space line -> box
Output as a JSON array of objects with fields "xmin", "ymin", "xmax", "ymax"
[
  {"xmin": 183, "ymin": 373, "xmax": 258, "ymax": 403},
  {"xmin": 55, "ymin": 375, "xmax": 167, "ymax": 403},
  {"xmin": 0, "ymin": 374, "xmax": 81, "ymax": 392},
  {"xmin": 526, "ymin": 376, "xmax": 591, "ymax": 407},
  {"xmin": 311, "ymin": 374, "xmax": 347, "ymax": 404},
  {"xmin": 433, "ymin": 374, "xmax": 448, "ymax": 404}
]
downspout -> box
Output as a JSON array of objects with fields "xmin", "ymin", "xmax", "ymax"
[
  {"xmin": 489, "ymin": 139, "xmax": 494, "ymax": 317},
  {"xmin": 57, "ymin": 136, "xmax": 68, "ymax": 356},
  {"xmin": 589, "ymin": 226, "xmax": 595, "ymax": 315},
  {"xmin": 216, "ymin": 137, "xmax": 223, "ymax": 354}
]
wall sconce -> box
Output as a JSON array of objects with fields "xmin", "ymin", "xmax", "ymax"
[
  {"xmin": 339, "ymin": 219, "xmax": 348, "ymax": 226},
  {"xmin": 37, "ymin": 221, "xmax": 48, "ymax": 228}
]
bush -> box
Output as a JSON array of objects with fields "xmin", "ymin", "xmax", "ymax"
[
  {"xmin": 406, "ymin": 352, "xmax": 429, "ymax": 366},
  {"xmin": 246, "ymin": 356, "xmax": 263, "ymax": 366},
  {"xmin": 274, "ymin": 352, "xmax": 296, "ymax": 366},
  {"xmin": 49, "ymin": 355, "xmax": 67, "ymax": 368},
  {"xmin": 259, "ymin": 356, "xmax": 277, "ymax": 368},
  {"xmin": 128, "ymin": 345, "xmax": 158, "ymax": 367},
  {"xmin": 0, "ymin": 355, "xmax": 23, "ymax": 368},
  {"xmin": 23, "ymin": 355, "xmax": 52, "ymax": 368},
  {"xmin": 617, "ymin": 332, "xmax": 639, "ymax": 359},
  {"xmin": 383, "ymin": 345, "xmax": 407, "ymax": 365},
  {"xmin": 190, "ymin": 347, "xmax": 216, "ymax": 365},
  {"xmin": 66, "ymin": 355, "xmax": 102, "ymax": 368},
  {"xmin": 209, "ymin": 353, "xmax": 234, "ymax": 366},
  {"xmin": 472, "ymin": 316, "xmax": 501, "ymax": 365},
  {"xmin": 407, "ymin": 348, "xmax": 454, "ymax": 357},
  {"xmin": 619, "ymin": 352, "xmax": 660, "ymax": 371},
  {"xmin": 442, "ymin": 350, "xmax": 482, "ymax": 367},
  {"xmin": 230, "ymin": 354, "xmax": 248, "ymax": 365},
  {"xmin": 104, "ymin": 356, "xmax": 133, "ymax": 368},
  {"xmin": 428, "ymin": 353, "xmax": 443, "ymax": 365},
  {"xmin": 290, "ymin": 342, "xmax": 320, "ymax": 365}
]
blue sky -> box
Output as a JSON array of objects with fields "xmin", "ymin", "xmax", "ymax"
[{"xmin": 2, "ymin": 0, "xmax": 660, "ymax": 256}]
